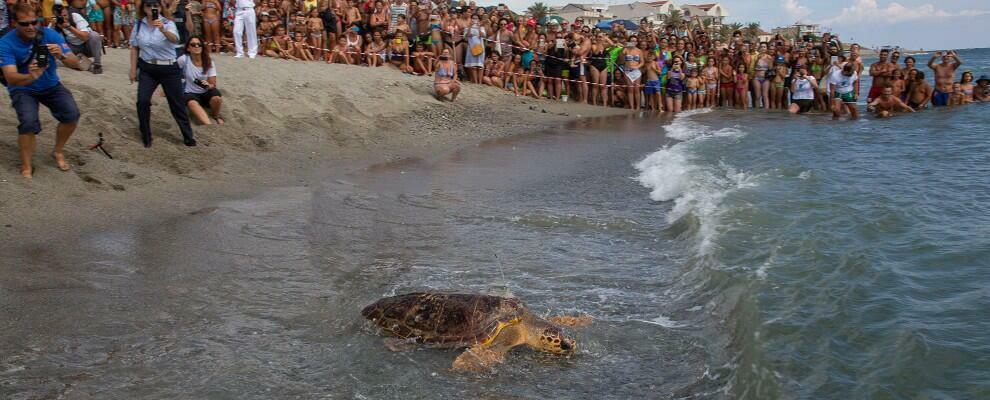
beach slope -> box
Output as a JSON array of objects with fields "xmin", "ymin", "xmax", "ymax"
[{"xmin": 0, "ymin": 50, "xmax": 628, "ymax": 238}]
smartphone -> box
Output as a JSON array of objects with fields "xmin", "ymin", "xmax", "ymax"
[
  {"xmin": 34, "ymin": 39, "xmax": 50, "ymax": 68},
  {"xmin": 555, "ymin": 39, "xmax": 564, "ymax": 49},
  {"xmin": 151, "ymin": 7, "xmax": 159, "ymax": 20}
]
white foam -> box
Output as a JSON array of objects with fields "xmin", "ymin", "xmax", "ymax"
[
  {"xmin": 663, "ymin": 108, "xmax": 714, "ymax": 141},
  {"xmin": 633, "ymin": 147, "xmax": 693, "ymax": 202},
  {"xmin": 634, "ymin": 111, "xmax": 758, "ymax": 255},
  {"xmin": 632, "ymin": 315, "xmax": 685, "ymax": 328}
]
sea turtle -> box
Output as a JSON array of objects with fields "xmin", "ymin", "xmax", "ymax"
[{"xmin": 361, "ymin": 292, "xmax": 592, "ymax": 372}]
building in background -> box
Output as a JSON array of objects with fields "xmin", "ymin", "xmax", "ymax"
[
  {"xmin": 679, "ymin": 3, "xmax": 728, "ymax": 28},
  {"xmin": 772, "ymin": 22, "xmax": 823, "ymax": 41},
  {"xmin": 607, "ymin": 1, "xmax": 679, "ymax": 25},
  {"xmin": 549, "ymin": 4, "xmax": 613, "ymax": 25}
]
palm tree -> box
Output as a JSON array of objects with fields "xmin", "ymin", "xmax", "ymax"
[
  {"xmin": 744, "ymin": 22, "xmax": 761, "ymax": 41},
  {"xmin": 665, "ymin": 9, "xmax": 683, "ymax": 26},
  {"xmin": 527, "ymin": 2, "xmax": 550, "ymax": 22}
]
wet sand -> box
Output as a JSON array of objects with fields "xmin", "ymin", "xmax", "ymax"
[
  {"xmin": 0, "ymin": 49, "xmax": 630, "ymax": 247},
  {"xmin": 1, "ymin": 114, "xmax": 725, "ymax": 399}
]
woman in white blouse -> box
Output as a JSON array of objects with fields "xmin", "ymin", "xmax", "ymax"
[{"xmin": 178, "ymin": 36, "xmax": 224, "ymax": 125}]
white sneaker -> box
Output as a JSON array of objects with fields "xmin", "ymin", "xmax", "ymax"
[
  {"xmin": 234, "ymin": 54, "xmax": 245, "ymax": 58},
  {"xmin": 249, "ymin": 55, "xmax": 256, "ymax": 59}
]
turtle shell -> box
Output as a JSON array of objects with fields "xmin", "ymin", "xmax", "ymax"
[{"xmin": 362, "ymin": 293, "xmax": 527, "ymax": 346}]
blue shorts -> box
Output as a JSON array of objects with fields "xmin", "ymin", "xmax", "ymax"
[
  {"xmin": 932, "ymin": 90, "xmax": 950, "ymax": 107},
  {"xmin": 644, "ymin": 80, "xmax": 662, "ymax": 95},
  {"xmin": 10, "ymin": 84, "xmax": 81, "ymax": 135}
]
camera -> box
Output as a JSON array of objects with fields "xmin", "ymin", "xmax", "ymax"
[
  {"xmin": 151, "ymin": 7, "xmax": 160, "ymax": 20},
  {"xmin": 194, "ymin": 79, "xmax": 210, "ymax": 89},
  {"xmin": 56, "ymin": 15, "xmax": 65, "ymax": 25},
  {"xmin": 34, "ymin": 38, "xmax": 51, "ymax": 68}
]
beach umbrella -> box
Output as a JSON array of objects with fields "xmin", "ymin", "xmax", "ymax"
[
  {"xmin": 540, "ymin": 15, "xmax": 565, "ymax": 25},
  {"xmin": 597, "ymin": 19, "xmax": 640, "ymax": 31},
  {"xmin": 600, "ymin": 19, "xmax": 640, "ymax": 31}
]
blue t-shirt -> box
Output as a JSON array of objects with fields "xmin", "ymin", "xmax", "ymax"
[{"xmin": 0, "ymin": 27, "xmax": 72, "ymax": 93}]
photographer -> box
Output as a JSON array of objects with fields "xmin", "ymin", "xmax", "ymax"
[
  {"xmin": 178, "ymin": 36, "xmax": 223, "ymax": 125},
  {"xmin": 129, "ymin": 0, "xmax": 196, "ymax": 147},
  {"xmin": 56, "ymin": 0, "xmax": 103, "ymax": 74},
  {"xmin": 0, "ymin": 2, "xmax": 82, "ymax": 178}
]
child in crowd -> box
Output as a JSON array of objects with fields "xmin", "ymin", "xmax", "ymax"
[
  {"xmin": 948, "ymin": 83, "xmax": 965, "ymax": 106},
  {"xmin": 735, "ymin": 63, "xmax": 749, "ymax": 109},
  {"xmin": 643, "ymin": 52, "xmax": 662, "ymax": 111},
  {"xmin": 686, "ymin": 69, "xmax": 702, "ymax": 110},
  {"xmin": 702, "ymin": 58, "xmax": 718, "ymax": 108}
]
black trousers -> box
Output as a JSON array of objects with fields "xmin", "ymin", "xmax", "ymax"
[{"xmin": 136, "ymin": 60, "xmax": 195, "ymax": 146}]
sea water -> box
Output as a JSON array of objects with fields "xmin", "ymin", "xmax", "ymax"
[
  {"xmin": 2, "ymin": 49, "xmax": 988, "ymax": 399},
  {"xmin": 633, "ymin": 48, "xmax": 990, "ymax": 398}
]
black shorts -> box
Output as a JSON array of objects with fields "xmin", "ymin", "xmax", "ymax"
[
  {"xmin": 793, "ymin": 99, "xmax": 813, "ymax": 113},
  {"xmin": 568, "ymin": 63, "xmax": 585, "ymax": 78},
  {"xmin": 183, "ymin": 88, "xmax": 222, "ymax": 108},
  {"xmin": 10, "ymin": 84, "xmax": 80, "ymax": 134}
]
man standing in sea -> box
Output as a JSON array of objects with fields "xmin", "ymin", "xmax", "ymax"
[
  {"xmin": 867, "ymin": 48, "xmax": 895, "ymax": 103},
  {"xmin": 928, "ymin": 51, "xmax": 962, "ymax": 107}
]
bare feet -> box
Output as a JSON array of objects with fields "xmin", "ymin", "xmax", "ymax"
[
  {"xmin": 52, "ymin": 152, "xmax": 71, "ymax": 171},
  {"xmin": 20, "ymin": 165, "xmax": 32, "ymax": 178},
  {"xmin": 214, "ymin": 116, "xmax": 225, "ymax": 125}
]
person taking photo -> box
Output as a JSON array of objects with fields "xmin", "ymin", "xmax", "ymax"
[
  {"xmin": 179, "ymin": 36, "xmax": 224, "ymax": 125},
  {"xmin": 57, "ymin": 0, "xmax": 103, "ymax": 74},
  {"xmin": 129, "ymin": 0, "xmax": 196, "ymax": 147},
  {"xmin": 0, "ymin": 2, "xmax": 82, "ymax": 178}
]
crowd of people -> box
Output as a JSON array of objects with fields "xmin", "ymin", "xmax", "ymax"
[{"xmin": 2, "ymin": 0, "xmax": 989, "ymax": 178}]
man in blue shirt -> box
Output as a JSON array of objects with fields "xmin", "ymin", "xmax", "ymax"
[{"xmin": 0, "ymin": 3, "xmax": 82, "ymax": 178}]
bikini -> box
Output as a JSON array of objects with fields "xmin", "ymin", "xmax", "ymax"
[
  {"xmin": 589, "ymin": 48, "xmax": 606, "ymax": 71},
  {"xmin": 435, "ymin": 62, "xmax": 454, "ymax": 87},
  {"xmin": 736, "ymin": 73, "xmax": 747, "ymax": 93},
  {"xmin": 205, "ymin": 2, "xmax": 219, "ymax": 24},
  {"xmin": 666, "ymin": 71, "xmax": 685, "ymax": 96},
  {"xmin": 755, "ymin": 58, "xmax": 770, "ymax": 83}
]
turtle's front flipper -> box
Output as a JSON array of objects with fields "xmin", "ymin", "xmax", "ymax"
[
  {"xmin": 548, "ymin": 315, "xmax": 594, "ymax": 328},
  {"xmin": 452, "ymin": 347, "xmax": 506, "ymax": 373},
  {"xmin": 383, "ymin": 337, "xmax": 418, "ymax": 352}
]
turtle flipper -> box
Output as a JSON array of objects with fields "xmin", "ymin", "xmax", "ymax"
[
  {"xmin": 452, "ymin": 347, "xmax": 506, "ymax": 373},
  {"xmin": 548, "ymin": 315, "xmax": 594, "ymax": 328}
]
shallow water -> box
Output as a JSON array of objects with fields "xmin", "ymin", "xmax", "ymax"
[
  {"xmin": 3, "ymin": 49, "xmax": 989, "ymax": 399},
  {"xmin": 1, "ymin": 116, "xmax": 726, "ymax": 399}
]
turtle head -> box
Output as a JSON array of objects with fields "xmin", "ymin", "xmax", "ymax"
[{"xmin": 533, "ymin": 325, "xmax": 576, "ymax": 355}]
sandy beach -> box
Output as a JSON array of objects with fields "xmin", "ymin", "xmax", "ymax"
[{"xmin": 0, "ymin": 50, "xmax": 630, "ymax": 243}]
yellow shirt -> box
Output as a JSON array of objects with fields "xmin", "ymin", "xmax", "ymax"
[
  {"xmin": 303, "ymin": 0, "xmax": 318, "ymax": 12},
  {"xmin": 42, "ymin": 0, "xmax": 56, "ymax": 19}
]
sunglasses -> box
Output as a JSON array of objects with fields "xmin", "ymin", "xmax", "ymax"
[
  {"xmin": 189, "ymin": 42, "xmax": 203, "ymax": 47},
  {"xmin": 16, "ymin": 18, "xmax": 44, "ymax": 27}
]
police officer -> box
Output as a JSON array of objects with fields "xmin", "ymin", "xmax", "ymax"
[{"xmin": 129, "ymin": 0, "xmax": 196, "ymax": 147}]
